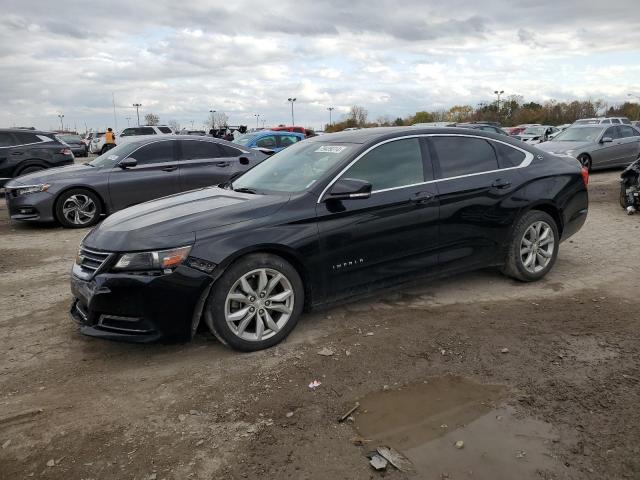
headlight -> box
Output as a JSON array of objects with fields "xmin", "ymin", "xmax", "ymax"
[
  {"xmin": 113, "ymin": 246, "xmax": 192, "ymax": 272},
  {"xmin": 12, "ymin": 184, "xmax": 50, "ymax": 196}
]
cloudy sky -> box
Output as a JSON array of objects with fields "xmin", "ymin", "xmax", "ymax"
[{"xmin": 2, "ymin": 0, "xmax": 639, "ymax": 131}]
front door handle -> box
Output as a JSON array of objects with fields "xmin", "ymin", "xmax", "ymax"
[
  {"xmin": 491, "ymin": 179, "xmax": 511, "ymax": 189},
  {"xmin": 411, "ymin": 191, "xmax": 435, "ymax": 203},
  {"xmin": 161, "ymin": 165, "xmax": 178, "ymax": 172}
]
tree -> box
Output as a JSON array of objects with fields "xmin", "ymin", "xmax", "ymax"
[
  {"xmin": 448, "ymin": 105, "xmax": 474, "ymax": 123},
  {"xmin": 168, "ymin": 120, "xmax": 180, "ymax": 132},
  {"xmin": 348, "ymin": 105, "xmax": 368, "ymax": 127},
  {"xmin": 211, "ymin": 112, "xmax": 229, "ymax": 130},
  {"xmin": 409, "ymin": 111, "xmax": 434, "ymax": 124},
  {"xmin": 144, "ymin": 113, "xmax": 160, "ymax": 126}
]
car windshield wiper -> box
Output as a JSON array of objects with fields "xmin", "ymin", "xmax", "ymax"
[{"xmin": 233, "ymin": 187, "xmax": 257, "ymax": 194}]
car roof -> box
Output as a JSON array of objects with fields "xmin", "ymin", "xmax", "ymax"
[
  {"xmin": 126, "ymin": 134, "xmax": 250, "ymax": 150},
  {"xmin": 306, "ymin": 126, "xmax": 528, "ymax": 148},
  {"xmin": 566, "ymin": 124, "xmax": 606, "ymax": 129},
  {"xmin": 0, "ymin": 128, "xmax": 56, "ymax": 135}
]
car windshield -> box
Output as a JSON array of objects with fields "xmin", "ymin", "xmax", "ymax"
[
  {"xmin": 88, "ymin": 142, "xmax": 142, "ymax": 168},
  {"xmin": 233, "ymin": 133, "xmax": 260, "ymax": 146},
  {"xmin": 232, "ymin": 141, "xmax": 355, "ymax": 194},
  {"xmin": 552, "ymin": 127, "xmax": 603, "ymax": 142},
  {"xmin": 523, "ymin": 126, "xmax": 547, "ymax": 135}
]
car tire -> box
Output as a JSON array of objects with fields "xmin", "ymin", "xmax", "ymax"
[
  {"xmin": 577, "ymin": 154, "xmax": 592, "ymax": 171},
  {"xmin": 620, "ymin": 183, "xmax": 629, "ymax": 209},
  {"xmin": 54, "ymin": 188, "xmax": 102, "ymax": 228},
  {"xmin": 17, "ymin": 165, "xmax": 46, "ymax": 176},
  {"xmin": 204, "ymin": 253, "xmax": 304, "ymax": 351},
  {"xmin": 501, "ymin": 210, "xmax": 559, "ymax": 282}
]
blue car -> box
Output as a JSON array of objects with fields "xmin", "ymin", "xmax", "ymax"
[{"xmin": 233, "ymin": 130, "xmax": 305, "ymax": 152}]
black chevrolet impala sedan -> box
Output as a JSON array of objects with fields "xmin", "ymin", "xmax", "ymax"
[{"xmin": 70, "ymin": 127, "xmax": 588, "ymax": 351}]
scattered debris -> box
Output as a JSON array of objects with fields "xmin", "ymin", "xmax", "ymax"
[
  {"xmin": 369, "ymin": 453, "xmax": 388, "ymax": 471},
  {"xmin": 189, "ymin": 409, "xmax": 200, "ymax": 415},
  {"xmin": 377, "ymin": 446, "xmax": 414, "ymax": 472},
  {"xmin": 501, "ymin": 348, "xmax": 510, "ymax": 354},
  {"xmin": 345, "ymin": 350, "xmax": 351, "ymax": 356},
  {"xmin": 365, "ymin": 332, "xmax": 374, "ymax": 336},
  {"xmin": 308, "ymin": 380, "xmax": 322, "ymax": 389},
  {"xmin": 196, "ymin": 440, "xmax": 204, "ymax": 446},
  {"xmin": 382, "ymin": 385, "xmax": 390, "ymax": 392},
  {"xmin": 286, "ymin": 411, "xmax": 294, "ymax": 418},
  {"xmin": 178, "ymin": 414, "xmax": 187, "ymax": 422},
  {"xmin": 338, "ymin": 402, "xmax": 360, "ymax": 423},
  {"xmin": 516, "ymin": 450, "xmax": 527, "ymax": 458},
  {"xmin": 351, "ymin": 435, "xmax": 370, "ymax": 446},
  {"xmin": 455, "ymin": 440, "xmax": 465, "ymax": 449},
  {"xmin": 441, "ymin": 349, "xmax": 446, "ymax": 355},
  {"xmin": 2, "ymin": 439, "xmax": 11, "ymax": 449},
  {"xmin": 440, "ymin": 424, "xmax": 448, "ymax": 429},
  {"xmin": 46, "ymin": 459, "xmax": 55, "ymax": 467},
  {"xmin": 317, "ymin": 347, "xmax": 335, "ymax": 356}
]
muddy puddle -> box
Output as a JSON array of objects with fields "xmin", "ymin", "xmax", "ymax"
[{"xmin": 354, "ymin": 376, "xmax": 563, "ymax": 479}]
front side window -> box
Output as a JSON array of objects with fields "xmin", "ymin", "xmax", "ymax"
[
  {"xmin": 341, "ymin": 138, "xmax": 425, "ymax": 191},
  {"xmin": 431, "ymin": 136, "xmax": 498, "ymax": 178},
  {"xmin": 132, "ymin": 140, "xmax": 175, "ymax": 165},
  {"xmin": 603, "ymin": 126, "xmax": 620, "ymax": 140},
  {"xmin": 138, "ymin": 127, "xmax": 156, "ymax": 135},
  {"xmin": 120, "ymin": 128, "xmax": 136, "ymax": 137},
  {"xmin": 158, "ymin": 126, "xmax": 172, "ymax": 134},
  {"xmin": 181, "ymin": 140, "xmax": 220, "ymax": 160},
  {"xmin": 0, "ymin": 132, "xmax": 15, "ymax": 147},
  {"xmin": 279, "ymin": 134, "xmax": 299, "ymax": 147},
  {"xmin": 89, "ymin": 142, "xmax": 141, "ymax": 168}
]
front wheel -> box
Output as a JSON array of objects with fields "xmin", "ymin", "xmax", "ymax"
[
  {"xmin": 204, "ymin": 253, "xmax": 304, "ymax": 351},
  {"xmin": 501, "ymin": 210, "xmax": 559, "ymax": 282},
  {"xmin": 577, "ymin": 154, "xmax": 592, "ymax": 171},
  {"xmin": 55, "ymin": 189, "xmax": 102, "ymax": 228}
]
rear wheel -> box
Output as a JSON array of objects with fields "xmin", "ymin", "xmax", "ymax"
[
  {"xmin": 577, "ymin": 154, "xmax": 592, "ymax": 171},
  {"xmin": 54, "ymin": 188, "xmax": 102, "ymax": 228},
  {"xmin": 501, "ymin": 210, "xmax": 559, "ymax": 282},
  {"xmin": 17, "ymin": 165, "xmax": 46, "ymax": 176},
  {"xmin": 620, "ymin": 183, "xmax": 629, "ymax": 209},
  {"xmin": 204, "ymin": 253, "xmax": 304, "ymax": 351}
]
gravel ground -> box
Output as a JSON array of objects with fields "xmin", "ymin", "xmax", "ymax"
[{"xmin": 1, "ymin": 169, "xmax": 639, "ymax": 480}]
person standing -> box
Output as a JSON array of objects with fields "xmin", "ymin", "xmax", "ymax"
[{"xmin": 104, "ymin": 127, "xmax": 116, "ymax": 152}]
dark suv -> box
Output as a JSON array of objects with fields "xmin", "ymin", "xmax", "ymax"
[{"xmin": 0, "ymin": 129, "xmax": 74, "ymax": 186}]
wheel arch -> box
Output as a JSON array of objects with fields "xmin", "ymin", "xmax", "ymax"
[
  {"xmin": 523, "ymin": 202, "xmax": 564, "ymax": 238},
  {"xmin": 52, "ymin": 185, "xmax": 108, "ymax": 220},
  {"xmin": 15, "ymin": 160, "xmax": 51, "ymax": 176}
]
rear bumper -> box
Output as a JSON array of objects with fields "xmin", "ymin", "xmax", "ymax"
[{"xmin": 70, "ymin": 265, "xmax": 213, "ymax": 342}]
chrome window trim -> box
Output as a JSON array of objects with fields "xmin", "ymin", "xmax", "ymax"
[
  {"xmin": 179, "ymin": 137, "xmax": 251, "ymax": 155},
  {"xmin": 317, "ymin": 133, "xmax": 534, "ymax": 203}
]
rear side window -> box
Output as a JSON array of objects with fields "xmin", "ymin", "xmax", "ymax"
[
  {"xmin": 120, "ymin": 128, "xmax": 136, "ymax": 137},
  {"xmin": 0, "ymin": 132, "xmax": 15, "ymax": 147},
  {"xmin": 133, "ymin": 140, "xmax": 175, "ymax": 164},
  {"xmin": 138, "ymin": 127, "xmax": 156, "ymax": 135},
  {"xmin": 342, "ymin": 138, "xmax": 425, "ymax": 190},
  {"xmin": 492, "ymin": 142, "xmax": 526, "ymax": 168},
  {"xmin": 622, "ymin": 118, "xmax": 631, "ymax": 125},
  {"xmin": 619, "ymin": 126, "xmax": 638, "ymax": 138},
  {"xmin": 219, "ymin": 144, "xmax": 243, "ymax": 157},
  {"xmin": 279, "ymin": 134, "xmax": 299, "ymax": 147},
  {"xmin": 181, "ymin": 140, "xmax": 221, "ymax": 159},
  {"xmin": 158, "ymin": 126, "xmax": 172, "ymax": 134},
  {"xmin": 431, "ymin": 136, "xmax": 498, "ymax": 178},
  {"xmin": 612, "ymin": 119, "xmax": 621, "ymax": 124},
  {"xmin": 256, "ymin": 135, "xmax": 277, "ymax": 149},
  {"xmin": 13, "ymin": 132, "xmax": 41, "ymax": 145}
]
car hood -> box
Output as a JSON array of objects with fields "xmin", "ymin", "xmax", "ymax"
[
  {"xmin": 5, "ymin": 163, "xmax": 101, "ymax": 186},
  {"xmin": 536, "ymin": 141, "xmax": 592, "ymax": 154},
  {"xmin": 83, "ymin": 187, "xmax": 290, "ymax": 252}
]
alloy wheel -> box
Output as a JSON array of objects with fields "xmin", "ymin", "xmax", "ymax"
[
  {"xmin": 520, "ymin": 220, "xmax": 555, "ymax": 274},
  {"xmin": 62, "ymin": 194, "xmax": 97, "ymax": 226},
  {"xmin": 224, "ymin": 268, "xmax": 294, "ymax": 342}
]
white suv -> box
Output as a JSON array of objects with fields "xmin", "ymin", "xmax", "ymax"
[
  {"xmin": 118, "ymin": 125, "xmax": 174, "ymax": 145},
  {"xmin": 573, "ymin": 117, "xmax": 631, "ymax": 125}
]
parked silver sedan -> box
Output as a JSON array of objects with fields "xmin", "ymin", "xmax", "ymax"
[{"xmin": 536, "ymin": 124, "xmax": 640, "ymax": 171}]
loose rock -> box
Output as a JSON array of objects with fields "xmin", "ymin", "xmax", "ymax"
[
  {"xmin": 317, "ymin": 347, "xmax": 335, "ymax": 356},
  {"xmin": 455, "ymin": 440, "xmax": 465, "ymax": 449}
]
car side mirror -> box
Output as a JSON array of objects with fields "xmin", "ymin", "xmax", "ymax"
[
  {"xmin": 601, "ymin": 137, "xmax": 613, "ymax": 143},
  {"xmin": 118, "ymin": 158, "xmax": 137, "ymax": 169},
  {"xmin": 239, "ymin": 156, "xmax": 250, "ymax": 165},
  {"xmin": 325, "ymin": 178, "xmax": 372, "ymax": 201}
]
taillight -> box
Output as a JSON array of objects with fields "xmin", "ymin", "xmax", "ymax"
[
  {"xmin": 60, "ymin": 148, "xmax": 72, "ymax": 155},
  {"xmin": 581, "ymin": 166, "xmax": 589, "ymax": 186}
]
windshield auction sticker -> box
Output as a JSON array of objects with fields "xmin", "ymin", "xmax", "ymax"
[{"xmin": 315, "ymin": 145, "xmax": 347, "ymax": 153}]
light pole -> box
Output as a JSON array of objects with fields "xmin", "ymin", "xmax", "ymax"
[
  {"xmin": 254, "ymin": 113, "xmax": 260, "ymax": 129},
  {"xmin": 287, "ymin": 97, "xmax": 297, "ymax": 125},
  {"xmin": 327, "ymin": 107, "xmax": 334, "ymax": 127},
  {"xmin": 209, "ymin": 110, "xmax": 216, "ymax": 130},
  {"xmin": 57, "ymin": 114, "xmax": 64, "ymax": 131},
  {"xmin": 493, "ymin": 90, "xmax": 504, "ymax": 114},
  {"xmin": 132, "ymin": 103, "xmax": 142, "ymax": 126},
  {"xmin": 125, "ymin": 116, "xmax": 131, "ymax": 127}
]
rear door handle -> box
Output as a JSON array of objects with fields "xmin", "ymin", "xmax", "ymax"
[
  {"xmin": 215, "ymin": 161, "xmax": 231, "ymax": 167},
  {"xmin": 161, "ymin": 165, "xmax": 178, "ymax": 172},
  {"xmin": 10, "ymin": 151, "xmax": 23, "ymax": 156},
  {"xmin": 491, "ymin": 179, "xmax": 511, "ymax": 189}
]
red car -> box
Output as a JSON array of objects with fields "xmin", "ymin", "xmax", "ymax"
[
  {"xmin": 505, "ymin": 124, "xmax": 540, "ymax": 136},
  {"xmin": 271, "ymin": 126, "xmax": 310, "ymax": 137}
]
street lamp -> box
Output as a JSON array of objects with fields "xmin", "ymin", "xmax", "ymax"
[
  {"xmin": 57, "ymin": 114, "xmax": 64, "ymax": 131},
  {"xmin": 132, "ymin": 103, "xmax": 142, "ymax": 126},
  {"xmin": 327, "ymin": 107, "xmax": 334, "ymax": 126},
  {"xmin": 209, "ymin": 110, "xmax": 216, "ymax": 129},
  {"xmin": 125, "ymin": 116, "xmax": 131, "ymax": 127},
  {"xmin": 287, "ymin": 97, "xmax": 297, "ymax": 125},
  {"xmin": 254, "ymin": 113, "xmax": 261, "ymax": 129}
]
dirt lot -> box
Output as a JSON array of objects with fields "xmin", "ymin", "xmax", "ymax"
[{"xmin": 1, "ymin": 170, "xmax": 639, "ymax": 480}]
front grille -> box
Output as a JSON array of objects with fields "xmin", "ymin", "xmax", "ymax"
[{"xmin": 77, "ymin": 246, "xmax": 112, "ymax": 276}]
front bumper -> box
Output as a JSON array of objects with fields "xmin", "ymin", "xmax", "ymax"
[
  {"xmin": 4, "ymin": 189, "xmax": 57, "ymax": 222},
  {"xmin": 70, "ymin": 264, "xmax": 213, "ymax": 343}
]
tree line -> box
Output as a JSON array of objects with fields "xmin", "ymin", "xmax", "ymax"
[{"xmin": 324, "ymin": 97, "xmax": 640, "ymax": 132}]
